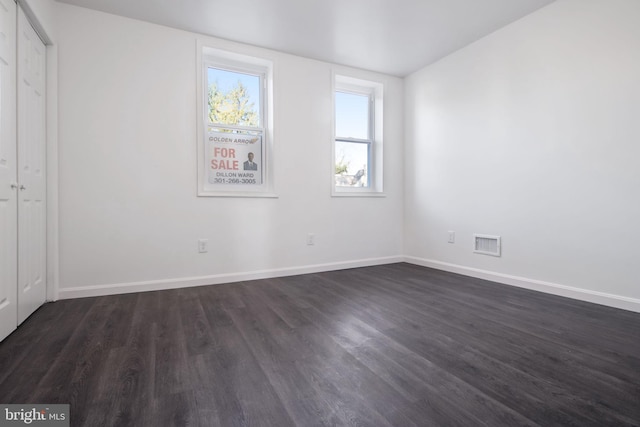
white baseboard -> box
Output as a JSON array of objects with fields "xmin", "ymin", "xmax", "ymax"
[
  {"xmin": 57, "ymin": 254, "xmax": 640, "ymax": 314},
  {"xmin": 57, "ymin": 256, "xmax": 404, "ymax": 300},
  {"xmin": 404, "ymin": 256, "xmax": 640, "ymax": 313}
]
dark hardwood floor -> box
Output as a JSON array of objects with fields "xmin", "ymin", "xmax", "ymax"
[{"xmin": 1, "ymin": 263, "xmax": 639, "ymax": 426}]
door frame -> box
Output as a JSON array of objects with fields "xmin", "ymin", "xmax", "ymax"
[{"xmin": 17, "ymin": 0, "xmax": 58, "ymax": 302}]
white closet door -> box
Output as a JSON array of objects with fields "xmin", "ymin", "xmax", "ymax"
[
  {"xmin": 0, "ymin": 0, "xmax": 17, "ymax": 341},
  {"xmin": 17, "ymin": 6, "xmax": 46, "ymax": 325}
]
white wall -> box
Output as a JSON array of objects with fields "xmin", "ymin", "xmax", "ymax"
[
  {"xmin": 56, "ymin": 4, "xmax": 404, "ymax": 298},
  {"xmin": 405, "ymin": 0, "xmax": 640, "ymax": 311}
]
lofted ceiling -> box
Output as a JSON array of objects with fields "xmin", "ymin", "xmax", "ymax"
[{"xmin": 55, "ymin": 0, "xmax": 556, "ymax": 76}]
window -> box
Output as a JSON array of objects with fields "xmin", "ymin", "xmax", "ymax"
[
  {"xmin": 197, "ymin": 46, "xmax": 274, "ymax": 197},
  {"xmin": 333, "ymin": 75, "xmax": 383, "ymax": 195}
]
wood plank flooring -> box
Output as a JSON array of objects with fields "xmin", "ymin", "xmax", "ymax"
[{"xmin": 1, "ymin": 263, "xmax": 639, "ymax": 426}]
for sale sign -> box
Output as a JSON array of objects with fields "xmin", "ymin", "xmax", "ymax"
[{"xmin": 207, "ymin": 131, "xmax": 262, "ymax": 186}]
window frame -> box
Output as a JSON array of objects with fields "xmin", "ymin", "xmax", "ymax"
[
  {"xmin": 197, "ymin": 45, "xmax": 276, "ymax": 197},
  {"xmin": 332, "ymin": 74, "xmax": 384, "ymax": 196}
]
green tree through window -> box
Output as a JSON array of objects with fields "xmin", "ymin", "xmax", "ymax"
[{"xmin": 208, "ymin": 81, "xmax": 259, "ymax": 127}]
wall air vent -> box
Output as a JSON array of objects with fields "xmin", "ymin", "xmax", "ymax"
[{"xmin": 474, "ymin": 234, "xmax": 501, "ymax": 257}]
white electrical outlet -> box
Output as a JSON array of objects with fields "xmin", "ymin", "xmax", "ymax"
[
  {"xmin": 198, "ymin": 239, "xmax": 208, "ymax": 253},
  {"xmin": 307, "ymin": 233, "xmax": 315, "ymax": 246},
  {"xmin": 448, "ymin": 231, "xmax": 455, "ymax": 243}
]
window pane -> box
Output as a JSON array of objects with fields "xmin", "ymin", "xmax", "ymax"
[
  {"xmin": 335, "ymin": 141, "xmax": 369, "ymax": 187},
  {"xmin": 335, "ymin": 91, "xmax": 369, "ymax": 140},
  {"xmin": 208, "ymin": 67, "xmax": 261, "ymax": 127}
]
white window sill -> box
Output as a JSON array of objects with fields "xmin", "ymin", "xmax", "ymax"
[
  {"xmin": 198, "ymin": 191, "xmax": 279, "ymax": 198},
  {"xmin": 331, "ymin": 191, "xmax": 386, "ymax": 198}
]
